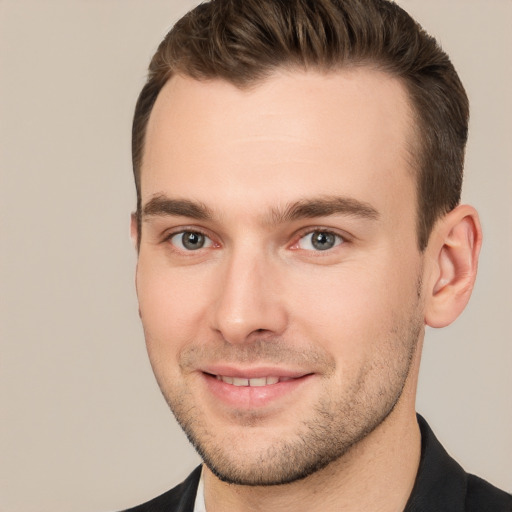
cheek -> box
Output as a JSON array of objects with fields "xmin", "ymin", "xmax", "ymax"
[
  {"xmin": 287, "ymin": 257, "xmax": 420, "ymax": 356},
  {"xmin": 135, "ymin": 260, "xmax": 213, "ymax": 353}
]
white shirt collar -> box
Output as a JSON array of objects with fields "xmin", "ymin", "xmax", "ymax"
[{"xmin": 193, "ymin": 467, "xmax": 206, "ymax": 512}]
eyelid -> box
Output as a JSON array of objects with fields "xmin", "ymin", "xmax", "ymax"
[
  {"xmin": 161, "ymin": 223, "xmax": 212, "ymax": 238},
  {"xmin": 172, "ymin": 232, "xmax": 213, "ymax": 250},
  {"xmin": 159, "ymin": 224, "xmax": 351, "ymax": 251},
  {"xmin": 289, "ymin": 226, "xmax": 350, "ymax": 251},
  {"xmin": 162, "ymin": 226, "xmax": 219, "ymax": 251}
]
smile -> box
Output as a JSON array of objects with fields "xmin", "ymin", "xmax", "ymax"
[
  {"xmin": 214, "ymin": 375, "xmax": 294, "ymax": 387},
  {"xmin": 201, "ymin": 369, "xmax": 314, "ymax": 410}
]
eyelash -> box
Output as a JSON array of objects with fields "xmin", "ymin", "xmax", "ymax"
[
  {"xmin": 290, "ymin": 228, "xmax": 346, "ymax": 252},
  {"xmin": 163, "ymin": 228, "xmax": 216, "ymax": 252},
  {"xmin": 162, "ymin": 227, "xmax": 348, "ymax": 253}
]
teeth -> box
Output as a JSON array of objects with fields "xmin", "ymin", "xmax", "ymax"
[
  {"xmin": 233, "ymin": 377, "xmax": 249, "ymax": 386},
  {"xmin": 216, "ymin": 375, "xmax": 285, "ymax": 386},
  {"xmin": 249, "ymin": 377, "xmax": 267, "ymax": 387}
]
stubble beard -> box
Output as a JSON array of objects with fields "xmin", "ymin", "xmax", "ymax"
[{"xmin": 153, "ymin": 312, "xmax": 422, "ymax": 487}]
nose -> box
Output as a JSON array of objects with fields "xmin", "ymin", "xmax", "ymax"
[{"xmin": 210, "ymin": 248, "xmax": 288, "ymax": 344}]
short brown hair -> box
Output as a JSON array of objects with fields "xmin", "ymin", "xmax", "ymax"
[{"xmin": 132, "ymin": 0, "xmax": 469, "ymax": 250}]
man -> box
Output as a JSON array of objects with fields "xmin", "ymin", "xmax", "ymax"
[{"xmin": 124, "ymin": 0, "xmax": 511, "ymax": 510}]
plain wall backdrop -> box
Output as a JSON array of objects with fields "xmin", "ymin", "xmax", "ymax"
[{"xmin": 1, "ymin": 1, "xmax": 511, "ymax": 511}]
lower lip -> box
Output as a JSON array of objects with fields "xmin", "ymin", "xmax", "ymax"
[{"xmin": 202, "ymin": 373, "xmax": 313, "ymax": 409}]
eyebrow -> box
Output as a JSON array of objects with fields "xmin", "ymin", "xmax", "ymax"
[
  {"xmin": 267, "ymin": 196, "xmax": 379, "ymax": 224},
  {"xmin": 141, "ymin": 194, "xmax": 379, "ymax": 224},
  {"xmin": 142, "ymin": 195, "xmax": 212, "ymax": 220}
]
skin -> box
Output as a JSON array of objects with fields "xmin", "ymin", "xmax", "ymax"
[{"xmin": 132, "ymin": 68, "xmax": 482, "ymax": 511}]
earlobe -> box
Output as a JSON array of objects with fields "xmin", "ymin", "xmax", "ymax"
[{"xmin": 424, "ymin": 205, "xmax": 482, "ymax": 328}]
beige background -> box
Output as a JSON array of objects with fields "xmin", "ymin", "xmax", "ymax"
[{"xmin": 1, "ymin": 1, "xmax": 510, "ymax": 511}]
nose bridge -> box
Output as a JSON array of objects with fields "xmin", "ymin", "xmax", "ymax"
[{"xmin": 211, "ymin": 241, "xmax": 287, "ymax": 343}]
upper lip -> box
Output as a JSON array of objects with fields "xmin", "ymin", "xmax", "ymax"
[{"xmin": 200, "ymin": 365, "xmax": 311, "ymax": 380}]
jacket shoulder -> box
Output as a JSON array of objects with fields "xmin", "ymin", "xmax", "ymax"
[
  {"xmin": 120, "ymin": 466, "xmax": 202, "ymax": 512},
  {"xmin": 465, "ymin": 474, "xmax": 512, "ymax": 512}
]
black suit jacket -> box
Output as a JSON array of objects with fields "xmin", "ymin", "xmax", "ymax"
[{"xmin": 122, "ymin": 416, "xmax": 511, "ymax": 511}]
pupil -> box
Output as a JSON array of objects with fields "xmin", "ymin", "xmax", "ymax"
[
  {"xmin": 182, "ymin": 232, "xmax": 204, "ymax": 250},
  {"xmin": 312, "ymin": 231, "xmax": 335, "ymax": 250}
]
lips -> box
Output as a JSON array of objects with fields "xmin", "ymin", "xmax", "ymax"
[
  {"xmin": 215, "ymin": 375, "xmax": 294, "ymax": 386},
  {"xmin": 200, "ymin": 367, "xmax": 313, "ymax": 409}
]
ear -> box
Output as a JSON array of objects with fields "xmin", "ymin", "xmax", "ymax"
[
  {"xmin": 130, "ymin": 212, "xmax": 139, "ymax": 251},
  {"xmin": 424, "ymin": 205, "xmax": 482, "ymax": 328}
]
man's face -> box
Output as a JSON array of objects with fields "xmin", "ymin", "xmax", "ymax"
[{"xmin": 135, "ymin": 69, "xmax": 426, "ymax": 485}]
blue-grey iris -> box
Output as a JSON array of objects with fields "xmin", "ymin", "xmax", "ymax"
[
  {"xmin": 182, "ymin": 232, "xmax": 205, "ymax": 250},
  {"xmin": 311, "ymin": 231, "xmax": 336, "ymax": 250}
]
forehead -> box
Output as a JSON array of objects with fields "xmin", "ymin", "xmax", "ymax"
[{"xmin": 141, "ymin": 68, "xmax": 416, "ymax": 220}]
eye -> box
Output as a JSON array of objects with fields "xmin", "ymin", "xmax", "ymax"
[
  {"xmin": 169, "ymin": 231, "xmax": 213, "ymax": 251},
  {"xmin": 297, "ymin": 230, "xmax": 343, "ymax": 251}
]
